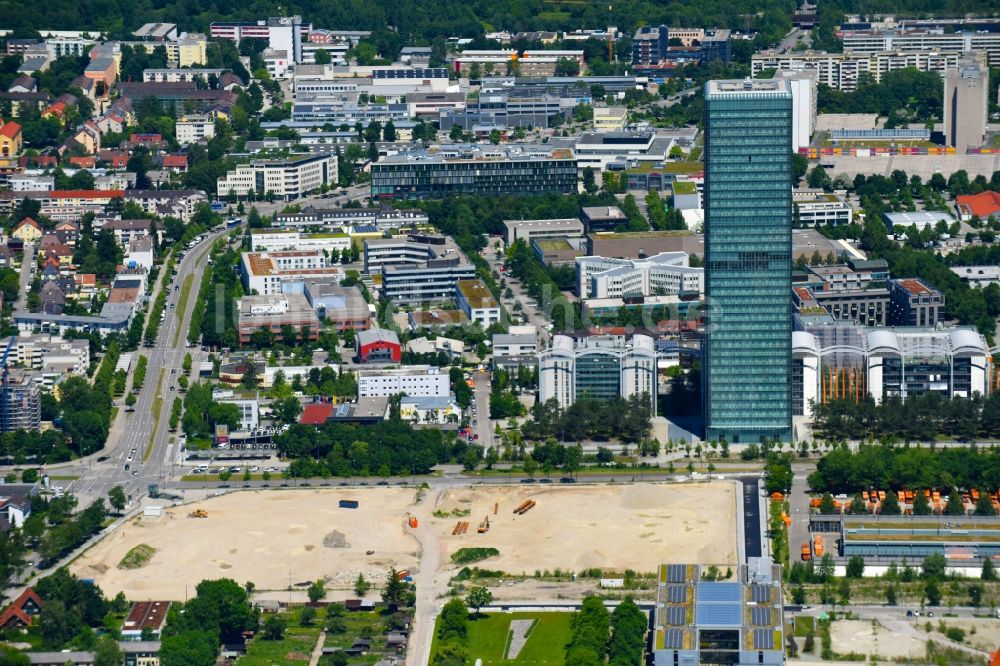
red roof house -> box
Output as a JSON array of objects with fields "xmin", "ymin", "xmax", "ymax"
[
  {"xmin": 957, "ymin": 191, "xmax": 1000, "ymax": 219},
  {"xmin": 300, "ymin": 403, "xmax": 334, "ymax": 426},
  {"xmin": 0, "ymin": 588, "xmax": 42, "ymax": 628}
]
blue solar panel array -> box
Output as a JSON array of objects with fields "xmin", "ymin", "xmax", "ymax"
[
  {"xmin": 354, "ymin": 224, "xmax": 379, "ymax": 234},
  {"xmin": 696, "ymin": 582, "xmax": 741, "ymax": 602},
  {"xmin": 695, "ymin": 602, "xmax": 742, "ymax": 627}
]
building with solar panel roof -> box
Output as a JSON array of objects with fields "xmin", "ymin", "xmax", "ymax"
[{"xmin": 652, "ymin": 561, "xmax": 784, "ymax": 666}]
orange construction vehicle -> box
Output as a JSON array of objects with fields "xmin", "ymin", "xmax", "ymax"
[
  {"xmin": 801, "ymin": 542, "xmax": 811, "ymax": 561},
  {"xmin": 813, "ymin": 534, "xmax": 825, "ymax": 558}
]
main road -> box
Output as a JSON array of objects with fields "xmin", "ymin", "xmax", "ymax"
[{"xmin": 50, "ymin": 224, "xmax": 237, "ymax": 505}]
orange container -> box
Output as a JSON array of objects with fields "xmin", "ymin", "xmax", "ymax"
[{"xmin": 408, "ymin": 516, "xmax": 418, "ymax": 528}]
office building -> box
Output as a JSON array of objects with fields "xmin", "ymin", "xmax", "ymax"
[
  {"xmin": 240, "ymin": 250, "xmax": 344, "ymax": 295},
  {"xmin": 581, "ymin": 206, "xmax": 628, "ymax": 232},
  {"xmin": 632, "ymin": 26, "xmax": 667, "ymax": 66},
  {"xmin": 703, "ymin": 79, "xmax": 793, "ymax": 443},
  {"xmin": 792, "ymin": 259, "xmax": 890, "ymax": 326},
  {"xmin": 593, "ymin": 106, "xmax": 628, "ymax": 131},
  {"xmin": 236, "ymin": 294, "xmax": 321, "ymax": 344},
  {"xmin": 951, "ymin": 265, "xmax": 1000, "ymax": 287},
  {"xmin": 250, "ymin": 229, "xmax": 351, "ymax": 255},
  {"xmin": 437, "ymin": 94, "xmax": 565, "ymax": 132},
  {"xmin": 212, "ymin": 389, "xmax": 259, "ymax": 431},
  {"xmin": 792, "ymin": 324, "xmax": 989, "ymax": 414},
  {"xmin": 452, "ymin": 50, "xmax": 517, "ymax": 75},
  {"xmin": 363, "ymin": 237, "xmax": 450, "ymax": 273},
  {"xmin": 772, "ymin": 69, "xmax": 818, "ymax": 152},
  {"xmin": 216, "ymin": 154, "xmax": 337, "ymax": 201},
  {"xmin": 175, "ymin": 115, "xmax": 216, "ymax": 144},
  {"xmin": 502, "ymin": 218, "xmax": 585, "ymax": 245},
  {"xmin": 303, "ymin": 282, "xmax": 370, "ymax": 331},
  {"xmin": 538, "ymin": 334, "xmax": 658, "ymax": 411},
  {"xmin": 2, "ymin": 370, "xmax": 40, "ymax": 433},
  {"xmin": 275, "ymin": 207, "xmax": 428, "ymax": 229},
  {"xmin": 888, "ymin": 278, "xmax": 944, "ymax": 327},
  {"xmin": 576, "ymin": 252, "xmax": 703, "ymax": 299},
  {"xmin": 651, "ymin": 563, "xmax": 784, "ymax": 666},
  {"xmin": 455, "ymin": 279, "xmax": 501, "ymax": 327},
  {"xmin": 944, "ymin": 56, "xmax": 988, "ymax": 153},
  {"xmin": 751, "ymin": 49, "xmax": 975, "ymax": 91},
  {"xmin": 588, "ymin": 230, "xmax": 705, "ymax": 259},
  {"xmin": 356, "ymin": 366, "xmax": 450, "ymax": 398},
  {"xmin": 572, "ymin": 131, "xmax": 675, "ymax": 172},
  {"xmin": 492, "ymin": 327, "xmax": 538, "ymax": 370},
  {"xmin": 356, "ymin": 328, "xmax": 402, "ymax": 363},
  {"xmin": 380, "ymin": 259, "xmax": 476, "ymax": 304},
  {"xmin": 371, "ymin": 145, "xmax": 578, "ymax": 199},
  {"xmin": 792, "ymin": 189, "xmax": 852, "ymax": 227}
]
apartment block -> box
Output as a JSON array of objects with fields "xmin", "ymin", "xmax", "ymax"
[{"xmin": 217, "ymin": 154, "xmax": 337, "ymax": 201}]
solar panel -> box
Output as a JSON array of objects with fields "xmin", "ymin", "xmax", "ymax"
[
  {"xmin": 750, "ymin": 607, "xmax": 772, "ymax": 626},
  {"xmin": 696, "ymin": 582, "xmax": 741, "ymax": 602},
  {"xmin": 667, "ymin": 585, "xmax": 687, "ymax": 603},
  {"xmin": 750, "ymin": 585, "xmax": 772, "ymax": 603},
  {"xmin": 666, "ymin": 606, "xmax": 686, "ymax": 626},
  {"xmin": 753, "ymin": 629, "xmax": 774, "ymax": 650},
  {"xmin": 663, "ymin": 628, "xmax": 684, "ymax": 649},
  {"xmin": 695, "ymin": 602, "xmax": 742, "ymax": 627},
  {"xmin": 667, "ymin": 564, "xmax": 686, "ymax": 583}
]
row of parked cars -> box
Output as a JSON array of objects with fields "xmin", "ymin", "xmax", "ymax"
[{"xmin": 191, "ymin": 464, "xmax": 280, "ymax": 475}]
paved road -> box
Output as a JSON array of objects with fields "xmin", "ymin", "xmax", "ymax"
[
  {"xmin": 14, "ymin": 241, "xmax": 33, "ymax": 312},
  {"xmin": 471, "ymin": 369, "xmax": 493, "ymax": 451},
  {"xmin": 48, "ymin": 225, "xmax": 235, "ymax": 506},
  {"xmin": 788, "ymin": 462, "xmax": 815, "ymax": 565}
]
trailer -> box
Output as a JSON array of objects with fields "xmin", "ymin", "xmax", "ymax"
[{"xmin": 339, "ymin": 499, "xmax": 359, "ymax": 509}]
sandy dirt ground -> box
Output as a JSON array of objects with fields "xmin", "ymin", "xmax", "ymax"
[
  {"xmin": 71, "ymin": 482, "xmax": 736, "ymax": 600},
  {"xmin": 429, "ymin": 482, "xmax": 737, "ymax": 574},
  {"xmin": 829, "ymin": 619, "xmax": 928, "ymax": 660},
  {"xmin": 927, "ymin": 619, "xmax": 1000, "ymax": 653},
  {"xmin": 71, "ymin": 489, "xmax": 422, "ymax": 599}
]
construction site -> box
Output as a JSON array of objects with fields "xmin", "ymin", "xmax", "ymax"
[{"xmin": 430, "ymin": 483, "xmax": 739, "ymax": 574}]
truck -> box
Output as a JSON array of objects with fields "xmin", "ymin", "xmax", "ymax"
[
  {"xmin": 800, "ymin": 542, "xmax": 811, "ymax": 561},
  {"xmin": 813, "ymin": 535, "xmax": 825, "ymax": 558}
]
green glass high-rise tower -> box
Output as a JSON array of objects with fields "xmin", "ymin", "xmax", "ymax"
[{"xmin": 703, "ymin": 79, "xmax": 793, "ymax": 443}]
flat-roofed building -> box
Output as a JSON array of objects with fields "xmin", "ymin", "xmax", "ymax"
[
  {"xmin": 236, "ymin": 294, "xmax": 321, "ymax": 344},
  {"xmin": 889, "ymin": 277, "xmax": 944, "ymax": 327},
  {"xmin": 503, "ymin": 218, "xmax": 584, "ymax": 245},
  {"xmin": 302, "ymin": 282, "xmax": 370, "ymax": 331},
  {"xmin": 217, "ymin": 154, "xmax": 337, "ymax": 201},
  {"xmin": 356, "ymin": 365, "xmax": 449, "ymax": 398},
  {"xmin": 577, "ymin": 252, "xmax": 703, "ymax": 299},
  {"xmin": 240, "ymin": 250, "xmax": 343, "ymax": 295},
  {"xmin": 793, "ymin": 189, "xmax": 853, "ymax": 227},
  {"xmin": 381, "ymin": 258, "xmax": 476, "ymax": 305},
  {"xmin": 455, "ymin": 279, "xmax": 500, "ymax": 327}
]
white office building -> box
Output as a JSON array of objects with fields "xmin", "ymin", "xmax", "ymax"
[
  {"xmin": 793, "ymin": 190, "xmax": 853, "ymax": 227},
  {"xmin": 773, "ymin": 69, "xmax": 818, "ymax": 152},
  {"xmin": 212, "ymin": 389, "xmax": 260, "ymax": 431},
  {"xmin": 538, "ymin": 334, "xmax": 658, "ymax": 411},
  {"xmin": 576, "ymin": 252, "xmax": 703, "ymax": 299},
  {"xmin": 502, "ymin": 218, "xmax": 585, "ymax": 245},
  {"xmin": 240, "ymin": 250, "xmax": 344, "ymax": 295},
  {"xmin": 250, "ymin": 229, "xmax": 352, "ymax": 254},
  {"xmin": 217, "ymin": 154, "xmax": 337, "ymax": 201},
  {"xmin": 176, "ymin": 115, "xmax": 217, "ymax": 145},
  {"xmin": 356, "ymin": 366, "xmax": 451, "ymax": 398}
]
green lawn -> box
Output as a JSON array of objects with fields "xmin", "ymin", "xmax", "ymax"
[
  {"xmin": 238, "ymin": 609, "xmax": 322, "ymax": 665},
  {"xmin": 430, "ymin": 611, "xmax": 572, "ymax": 665}
]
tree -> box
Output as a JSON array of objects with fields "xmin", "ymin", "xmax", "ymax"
[
  {"xmin": 881, "ymin": 490, "xmax": 901, "ymax": 515},
  {"xmin": 838, "ymin": 578, "xmax": 851, "ymax": 605},
  {"xmin": 983, "ymin": 556, "xmax": 997, "ymax": 581},
  {"xmin": 925, "ymin": 580, "xmax": 942, "ymax": 606},
  {"xmin": 808, "ymin": 165, "xmax": 830, "ymax": 190},
  {"xmin": 465, "ymin": 586, "xmax": 492, "ymax": 618},
  {"xmin": 582, "ymin": 167, "xmax": 598, "ymax": 194},
  {"xmin": 846, "ymin": 555, "xmax": 865, "ymax": 579},
  {"xmin": 355, "ymin": 573, "xmax": 370, "ymax": 596},
  {"xmin": 850, "ymin": 494, "xmax": 867, "ymax": 515},
  {"xmin": 108, "ymin": 486, "xmax": 126, "ymax": 515},
  {"xmin": 262, "ymin": 614, "xmax": 285, "ymax": 640},
  {"xmin": 913, "ymin": 489, "xmax": 931, "ymax": 516},
  {"xmin": 945, "ymin": 488, "xmax": 966, "ymax": 516},
  {"xmin": 438, "ymin": 598, "xmax": 468, "ymax": 642},
  {"xmin": 382, "ymin": 568, "xmax": 409, "ymax": 609},
  {"xmin": 299, "ymin": 606, "xmax": 316, "ymax": 626},
  {"xmin": 383, "ymin": 120, "xmax": 397, "ymax": 142},
  {"xmin": 975, "ymin": 490, "xmax": 996, "ymax": 516},
  {"xmin": 818, "ymin": 493, "xmax": 837, "ymax": 514},
  {"xmin": 160, "ymin": 630, "xmax": 217, "ymax": 666},
  {"xmin": 489, "ymin": 129, "xmax": 501, "ymax": 145},
  {"xmin": 817, "ymin": 553, "xmax": 835, "ymax": 582},
  {"xmin": 314, "ymin": 49, "xmax": 332, "ymax": 65},
  {"xmin": 307, "ymin": 578, "xmax": 326, "ymax": 603},
  {"xmin": 608, "ymin": 597, "xmax": 646, "ymax": 666},
  {"xmin": 93, "ymin": 637, "xmax": 123, "ymax": 666},
  {"xmin": 885, "ymin": 584, "xmax": 897, "ymax": 606},
  {"xmin": 923, "ymin": 553, "xmax": 947, "ymax": 580}
]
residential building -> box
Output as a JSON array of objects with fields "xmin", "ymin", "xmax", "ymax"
[
  {"xmin": 121, "ymin": 601, "xmax": 170, "ymax": 641},
  {"xmin": 793, "ymin": 323, "xmax": 990, "ymax": 414},
  {"xmin": 121, "ymin": 641, "xmax": 162, "ymax": 666},
  {"xmin": 650, "ymin": 562, "xmax": 784, "ymax": 666},
  {"xmin": 841, "ymin": 28, "xmax": 1000, "ymax": 67},
  {"xmin": 274, "ymin": 207, "xmax": 428, "ymax": 229},
  {"xmin": 126, "ymin": 237, "xmax": 154, "ymax": 270},
  {"xmin": 355, "ymin": 328, "xmax": 401, "ymax": 363},
  {"xmin": 407, "ymin": 310, "xmax": 468, "ymax": 330},
  {"xmin": 302, "ymin": 282, "xmax": 370, "ymax": 331},
  {"xmin": 12, "ymin": 217, "xmax": 42, "ymax": 242},
  {"xmin": 632, "ymin": 26, "xmax": 667, "ymax": 66},
  {"xmin": 143, "ymin": 69, "xmax": 225, "ymax": 83},
  {"xmin": 236, "ymin": 294, "xmax": 321, "ymax": 344},
  {"xmin": 176, "ymin": 115, "xmax": 217, "ymax": 145},
  {"xmin": 518, "ymin": 50, "xmax": 585, "ymax": 76},
  {"xmin": 577, "ymin": 252, "xmax": 703, "ymax": 299},
  {"xmin": 888, "ymin": 278, "xmax": 944, "ymax": 327},
  {"xmin": 356, "ymin": 366, "xmax": 449, "ymax": 398},
  {"xmin": 452, "ymin": 50, "xmax": 517, "ymax": 75},
  {"xmin": 0, "ymin": 588, "xmax": 42, "ymax": 628},
  {"xmin": 2, "ymin": 370, "xmax": 41, "ymax": 432},
  {"xmin": 944, "ymin": 55, "xmax": 989, "ymax": 153},
  {"xmin": 165, "ymin": 33, "xmax": 208, "ymax": 67},
  {"xmin": 240, "ymin": 250, "xmax": 343, "ymax": 295},
  {"xmin": 751, "ymin": 48, "xmax": 977, "ymax": 92},
  {"xmin": 538, "ymin": 334, "xmax": 658, "ymax": 411},
  {"xmin": 371, "ymin": 145, "xmax": 577, "ymax": 199},
  {"xmin": 502, "ymin": 218, "xmax": 585, "ymax": 245},
  {"xmin": 703, "ymin": 79, "xmax": 793, "ymax": 443},
  {"xmin": 399, "ymin": 396, "xmax": 461, "ymax": 424},
  {"xmin": 116, "ymin": 82, "xmax": 236, "ymax": 116},
  {"xmin": 381, "ymin": 259, "xmax": 476, "ymax": 304},
  {"xmin": 2, "ymin": 335, "xmax": 90, "ymax": 376},
  {"xmin": 0, "ymin": 120, "xmax": 22, "ymax": 159},
  {"xmin": 455, "ymin": 279, "xmax": 500, "ymax": 327},
  {"xmin": 217, "ymin": 154, "xmax": 337, "ymax": 201},
  {"xmin": 13, "ymin": 312, "xmax": 131, "ymax": 336},
  {"xmin": 103, "ymin": 219, "xmax": 159, "ymax": 247}
]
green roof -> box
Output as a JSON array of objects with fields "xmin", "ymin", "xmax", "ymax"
[
  {"xmin": 673, "ymin": 181, "xmax": 697, "ymax": 195},
  {"xmin": 629, "ymin": 161, "xmax": 703, "ymax": 174}
]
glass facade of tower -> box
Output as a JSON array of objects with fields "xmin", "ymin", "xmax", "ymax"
[{"xmin": 703, "ymin": 80, "xmax": 793, "ymax": 443}]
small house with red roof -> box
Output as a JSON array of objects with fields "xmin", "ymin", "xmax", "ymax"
[
  {"xmin": 0, "ymin": 120, "xmax": 22, "ymax": 158},
  {"xmin": 300, "ymin": 402, "xmax": 334, "ymax": 426},
  {"xmin": 162, "ymin": 154, "xmax": 188, "ymax": 172},
  {"xmin": 957, "ymin": 191, "xmax": 1000, "ymax": 221},
  {"xmin": 0, "ymin": 588, "xmax": 42, "ymax": 628}
]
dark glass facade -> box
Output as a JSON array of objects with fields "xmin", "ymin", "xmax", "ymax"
[
  {"xmin": 371, "ymin": 156, "xmax": 578, "ymax": 199},
  {"xmin": 704, "ymin": 80, "xmax": 793, "ymax": 443}
]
